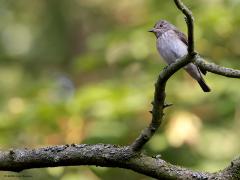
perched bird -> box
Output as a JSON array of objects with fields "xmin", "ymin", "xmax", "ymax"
[{"xmin": 149, "ymin": 20, "xmax": 211, "ymax": 92}]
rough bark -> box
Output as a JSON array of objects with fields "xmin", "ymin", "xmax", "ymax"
[{"xmin": 0, "ymin": 144, "xmax": 239, "ymax": 180}]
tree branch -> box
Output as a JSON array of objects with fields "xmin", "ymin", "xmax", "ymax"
[
  {"xmin": 131, "ymin": 0, "xmax": 240, "ymax": 152},
  {"xmin": 174, "ymin": 0, "xmax": 195, "ymax": 54},
  {"xmin": 195, "ymin": 56, "xmax": 240, "ymax": 78},
  {"xmin": 130, "ymin": 0, "xmax": 196, "ymax": 152},
  {"xmin": 0, "ymin": 144, "xmax": 239, "ymax": 180},
  {"xmin": 173, "ymin": 0, "xmax": 240, "ymax": 78},
  {"xmin": 130, "ymin": 55, "xmax": 194, "ymax": 151}
]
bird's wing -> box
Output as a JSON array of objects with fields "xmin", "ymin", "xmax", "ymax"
[
  {"xmin": 174, "ymin": 30, "xmax": 188, "ymax": 46},
  {"xmin": 173, "ymin": 28, "xmax": 208, "ymax": 75}
]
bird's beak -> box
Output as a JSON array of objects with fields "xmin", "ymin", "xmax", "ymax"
[{"xmin": 148, "ymin": 28, "xmax": 156, "ymax": 33}]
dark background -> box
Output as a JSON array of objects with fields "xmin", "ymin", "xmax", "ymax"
[{"xmin": 0, "ymin": 0, "xmax": 239, "ymax": 179}]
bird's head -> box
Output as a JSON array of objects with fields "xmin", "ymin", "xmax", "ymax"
[{"xmin": 149, "ymin": 20, "xmax": 174, "ymax": 38}]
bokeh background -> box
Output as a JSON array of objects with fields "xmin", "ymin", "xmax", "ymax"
[{"xmin": 0, "ymin": 0, "xmax": 239, "ymax": 179}]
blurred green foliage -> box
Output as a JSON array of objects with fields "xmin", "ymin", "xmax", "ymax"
[{"xmin": 0, "ymin": 0, "xmax": 239, "ymax": 179}]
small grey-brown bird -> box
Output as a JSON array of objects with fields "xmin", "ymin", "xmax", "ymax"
[{"xmin": 149, "ymin": 20, "xmax": 211, "ymax": 92}]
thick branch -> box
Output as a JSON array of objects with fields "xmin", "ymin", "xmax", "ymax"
[
  {"xmin": 195, "ymin": 56, "xmax": 240, "ymax": 78},
  {"xmin": 0, "ymin": 144, "xmax": 239, "ymax": 180}
]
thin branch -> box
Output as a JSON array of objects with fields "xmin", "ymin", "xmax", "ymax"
[
  {"xmin": 0, "ymin": 144, "xmax": 239, "ymax": 180},
  {"xmin": 131, "ymin": 0, "xmax": 196, "ymax": 152},
  {"xmin": 131, "ymin": 55, "xmax": 193, "ymax": 151},
  {"xmin": 174, "ymin": 0, "xmax": 195, "ymax": 54},
  {"xmin": 173, "ymin": 0, "xmax": 240, "ymax": 78},
  {"xmin": 195, "ymin": 56, "xmax": 240, "ymax": 78}
]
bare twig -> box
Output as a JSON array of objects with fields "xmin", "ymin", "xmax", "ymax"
[
  {"xmin": 131, "ymin": 55, "xmax": 194, "ymax": 151},
  {"xmin": 174, "ymin": 0, "xmax": 195, "ymax": 55},
  {"xmin": 0, "ymin": 144, "xmax": 239, "ymax": 180},
  {"xmin": 173, "ymin": 0, "xmax": 240, "ymax": 78},
  {"xmin": 195, "ymin": 56, "xmax": 240, "ymax": 78}
]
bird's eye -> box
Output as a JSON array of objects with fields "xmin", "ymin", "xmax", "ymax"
[{"xmin": 159, "ymin": 24, "xmax": 163, "ymax": 27}]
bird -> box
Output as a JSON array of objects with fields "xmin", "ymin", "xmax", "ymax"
[{"xmin": 149, "ymin": 20, "xmax": 211, "ymax": 92}]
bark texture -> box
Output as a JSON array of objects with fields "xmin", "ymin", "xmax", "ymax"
[{"xmin": 0, "ymin": 144, "xmax": 239, "ymax": 180}]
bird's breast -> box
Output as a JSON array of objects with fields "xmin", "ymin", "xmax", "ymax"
[{"xmin": 156, "ymin": 31, "xmax": 188, "ymax": 64}]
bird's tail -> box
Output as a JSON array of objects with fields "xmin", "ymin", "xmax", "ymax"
[{"xmin": 198, "ymin": 78, "xmax": 211, "ymax": 92}]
